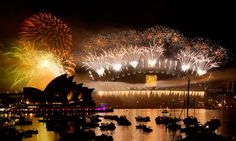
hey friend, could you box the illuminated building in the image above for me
[23,74,95,107]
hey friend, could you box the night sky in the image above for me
[0,0,235,91]
[0,0,235,49]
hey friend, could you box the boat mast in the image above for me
[186,78,190,119]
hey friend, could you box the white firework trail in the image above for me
[105,46,126,72]
[81,52,107,76]
[195,54,219,76]
[142,42,165,68]
[176,48,199,72]
[123,45,142,69]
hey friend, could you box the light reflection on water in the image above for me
[1,109,235,141]
[96,109,174,141]
[95,109,235,141]
[16,114,60,141]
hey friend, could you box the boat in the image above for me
[135,116,150,122]
[136,123,146,129]
[90,115,102,122]
[176,119,226,141]
[100,122,116,130]
[161,108,171,116]
[203,118,221,132]
[176,79,224,140]
[166,122,181,130]
[143,126,153,132]
[155,107,181,125]
[103,115,118,120]
[155,115,180,125]
[116,116,131,126]
[183,116,198,126]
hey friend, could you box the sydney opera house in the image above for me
[23,74,96,107]
[0,74,96,110]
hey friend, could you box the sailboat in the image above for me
[180,79,201,135]
[177,79,223,141]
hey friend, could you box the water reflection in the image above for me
[1,109,235,141]
[95,109,236,141]
[98,109,175,141]
[16,115,59,141]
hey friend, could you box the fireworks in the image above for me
[18,13,76,76]
[142,26,186,48]
[81,43,173,78]
[82,30,144,52]
[142,43,165,68]
[123,45,142,68]
[176,38,227,76]
[19,13,72,52]
[3,9,229,91]
[195,54,219,76]
[56,50,76,76]
[105,47,126,72]
[82,26,186,53]
[176,48,199,72]
[80,26,227,80]
[81,52,107,77]
[6,43,65,89]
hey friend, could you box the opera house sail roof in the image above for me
[23,74,95,107]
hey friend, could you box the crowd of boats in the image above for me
[0,115,39,140]
[0,109,235,141]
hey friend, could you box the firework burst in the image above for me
[55,50,76,75]
[195,54,219,75]
[79,26,228,80]
[176,48,199,72]
[105,47,126,72]
[142,26,185,47]
[142,42,165,68]
[19,13,72,52]
[123,45,142,68]
[18,13,75,76]
[82,30,143,52]
[6,43,65,89]
[81,52,108,77]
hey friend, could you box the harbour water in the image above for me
[2,108,236,141]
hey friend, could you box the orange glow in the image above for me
[146,75,157,87]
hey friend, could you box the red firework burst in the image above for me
[19,13,72,51]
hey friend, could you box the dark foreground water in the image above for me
[3,109,236,141]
